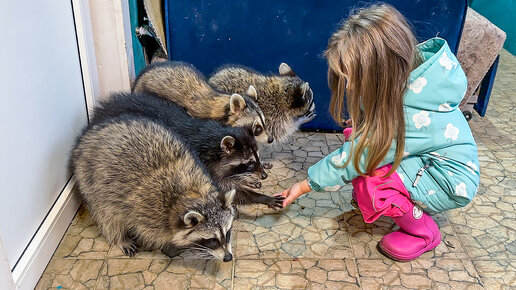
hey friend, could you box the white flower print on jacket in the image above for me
[439,51,457,70]
[438,103,452,112]
[324,185,341,192]
[466,161,478,175]
[412,111,431,129]
[455,182,467,198]
[444,123,459,140]
[408,77,427,94]
[331,151,347,166]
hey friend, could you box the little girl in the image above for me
[278,4,479,261]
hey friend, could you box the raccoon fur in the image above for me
[209,63,316,143]
[132,61,274,144]
[70,115,236,261]
[91,92,284,209]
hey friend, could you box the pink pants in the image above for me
[343,127,413,223]
[352,164,413,223]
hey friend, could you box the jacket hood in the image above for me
[404,38,467,112]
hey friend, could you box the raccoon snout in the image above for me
[260,171,268,180]
[267,136,274,143]
[223,253,233,262]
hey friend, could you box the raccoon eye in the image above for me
[253,125,263,136]
[202,238,219,249]
[226,230,231,240]
[246,162,256,171]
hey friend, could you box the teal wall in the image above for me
[129,0,146,76]
[470,0,516,55]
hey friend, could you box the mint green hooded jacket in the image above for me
[308,38,479,213]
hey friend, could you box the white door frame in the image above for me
[0,0,135,288]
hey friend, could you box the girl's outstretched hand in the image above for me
[275,179,312,207]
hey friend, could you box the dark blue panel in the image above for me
[474,56,499,117]
[166,0,467,131]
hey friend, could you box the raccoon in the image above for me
[70,115,236,261]
[91,92,284,208]
[209,63,316,143]
[132,61,274,143]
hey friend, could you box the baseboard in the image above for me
[11,178,81,290]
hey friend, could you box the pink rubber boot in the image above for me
[378,203,441,261]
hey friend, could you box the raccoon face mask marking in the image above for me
[219,134,265,179]
[181,190,235,261]
[232,86,273,144]
[252,118,273,143]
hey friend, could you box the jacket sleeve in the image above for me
[307,117,441,192]
[307,137,386,191]
[307,141,360,191]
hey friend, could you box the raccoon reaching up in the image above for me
[209,63,316,143]
[71,115,236,261]
[91,92,284,209]
[132,61,274,144]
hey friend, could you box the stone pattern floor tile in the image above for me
[472,259,516,288]
[36,49,516,289]
[95,259,232,289]
[356,258,484,289]
[234,259,359,289]
[235,132,356,260]
[52,206,110,260]
[35,259,104,289]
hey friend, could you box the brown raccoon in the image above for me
[132,61,274,143]
[209,63,316,143]
[70,115,236,261]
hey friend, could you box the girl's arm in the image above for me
[307,141,365,191]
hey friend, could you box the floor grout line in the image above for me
[230,258,236,290]
[93,259,107,290]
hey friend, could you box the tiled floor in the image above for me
[36,50,516,289]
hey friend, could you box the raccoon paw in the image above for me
[262,162,273,170]
[119,240,138,257]
[264,195,285,210]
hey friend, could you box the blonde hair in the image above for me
[326,4,419,176]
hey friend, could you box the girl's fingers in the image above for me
[282,190,301,207]
[282,195,295,207]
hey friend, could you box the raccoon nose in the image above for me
[223,253,233,262]
[260,171,268,180]
[267,136,274,143]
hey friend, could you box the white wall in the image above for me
[88,0,134,96]
[0,0,88,268]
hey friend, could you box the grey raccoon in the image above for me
[70,116,236,261]
[132,61,274,143]
[90,92,283,208]
[209,63,316,143]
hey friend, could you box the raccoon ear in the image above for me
[183,210,204,228]
[301,82,310,93]
[301,82,310,102]
[229,94,246,114]
[222,189,236,208]
[279,63,296,77]
[246,85,258,100]
[220,136,236,154]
